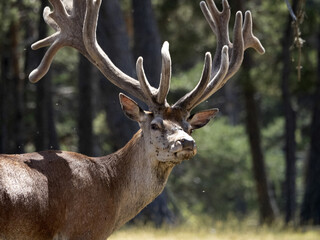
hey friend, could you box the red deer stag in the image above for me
[0,0,264,239]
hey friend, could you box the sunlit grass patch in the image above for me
[110,218,320,240]
[110,226,217,240]
[110,226,319,240]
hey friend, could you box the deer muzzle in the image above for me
[171,137,197,160]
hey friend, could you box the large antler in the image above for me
[30,0,264,115]
[29,0,171,111]
[173,0,265,112]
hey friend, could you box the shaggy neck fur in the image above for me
[99,130,175,231]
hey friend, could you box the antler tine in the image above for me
[192,45,229,105]
[48,0,69,25]
[43,6,59,32]
[243,11,265,54]
[136,57,154,105]
[222,10,244,84]
[136,42,172,110]
[173,52,212,111]
[29,41,63,83]
[203,0,231,60]
[29,0,92,83]
[156,42,172,105]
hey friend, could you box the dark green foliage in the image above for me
[168,118,254,218]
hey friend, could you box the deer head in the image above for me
[29,0,264,164]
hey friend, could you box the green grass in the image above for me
[110,219,320,240]
[110,227,319,240]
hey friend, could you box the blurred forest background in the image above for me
[0,0,320,229]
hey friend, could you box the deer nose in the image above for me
[180,139,196,151]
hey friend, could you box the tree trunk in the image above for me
[280,0,298,224]
[10,21,25,153]
[300,23,320,226]
[224,80,239,125]
[35,73,59,151]
[77,54,94,156]
[34,0,59,151]
[0,43,9,153]
[242,52,278,224]
[97,0,137,151]
[0,2,10,154]
[0,15,25,154]
[132,0,162,86]
[236,0,278,224]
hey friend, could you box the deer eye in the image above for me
[151,123,161,131]
[150,118,163,131]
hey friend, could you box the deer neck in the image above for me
[105,129,175,229]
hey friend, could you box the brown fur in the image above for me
[0,131,175,240]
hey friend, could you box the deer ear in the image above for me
[119,93,145,122]
[188,108,219,130]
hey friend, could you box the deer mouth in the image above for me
[174,150,196,160]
